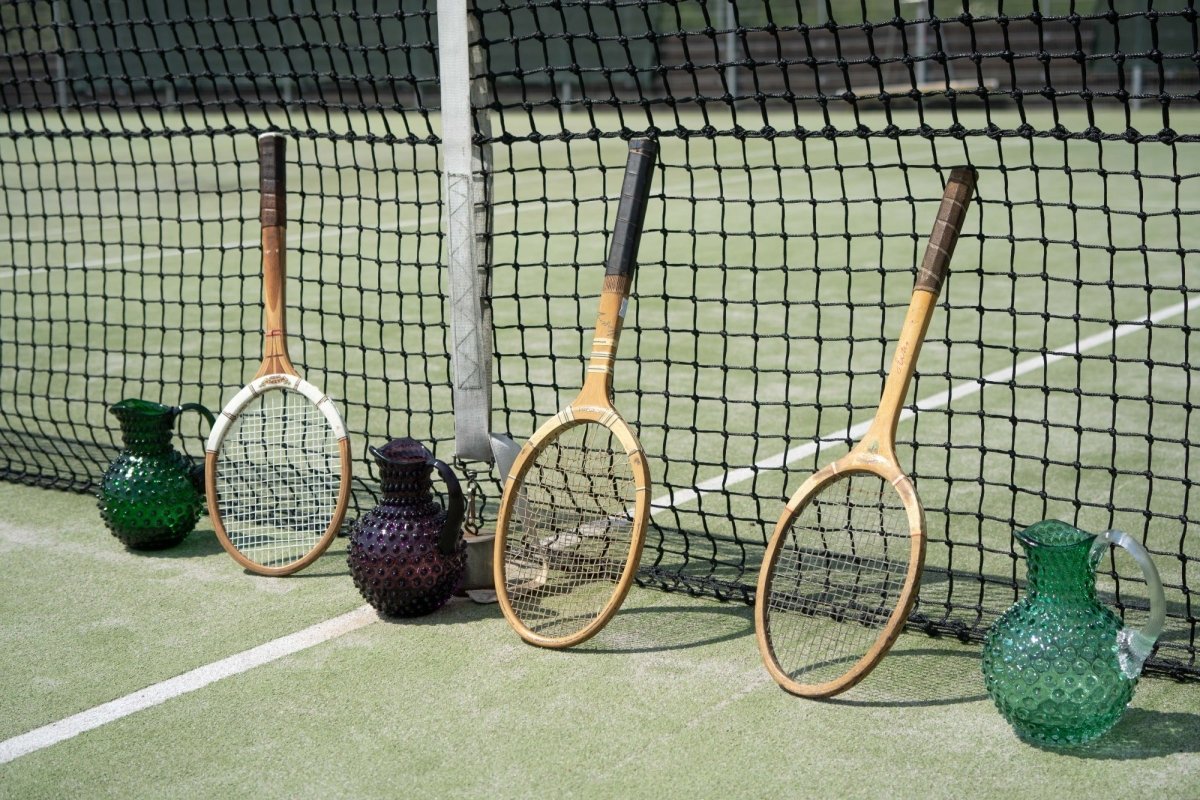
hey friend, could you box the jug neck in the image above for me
[1023,543,1098,604]
[124,431,174,454]
[111,401,177,454]
[378,463,436,505]
[1016,521,1099,605]
[370,438,440,505]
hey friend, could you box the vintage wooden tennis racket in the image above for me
[493,138,658,648]
[755,167,976,697]
[204,133,352,576]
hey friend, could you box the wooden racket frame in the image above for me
[755,167,977,697]
[493,139,657,648]
[204,132,352,577]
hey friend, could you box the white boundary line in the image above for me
[0,212,428,282]
[649,295,1200,515]
[0,605,377,766]
[0,172,708,282]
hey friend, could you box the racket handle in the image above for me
[259,133,288,228]
[605,138,658,278]
[915,166,976,295]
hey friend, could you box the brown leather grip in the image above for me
[915,166,976,295]
[258,133,287,228]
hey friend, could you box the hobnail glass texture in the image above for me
[98,399,205,550]
[348,438,467,617]
[981,520,1134,746]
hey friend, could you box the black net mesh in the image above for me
[1,0,1196,678]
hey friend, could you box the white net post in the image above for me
[439,0,494,464]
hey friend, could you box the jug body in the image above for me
[98,399,213,550]
[981,520,1164,746]
[348,438,467,617]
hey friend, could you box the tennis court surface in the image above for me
[1,2,1198,796]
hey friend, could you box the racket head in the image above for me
[205,373,351,576]
[493,406,650,648]
[755,455,925,697]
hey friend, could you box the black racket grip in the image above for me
[916,166,976,295]
[259,133,287,228]
[604,138,658,278]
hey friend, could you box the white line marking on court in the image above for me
[649,295,1200,514]
[0,170,711,282]
[0,605,377,766]
[0,207,432,281]
[0,245,206,281]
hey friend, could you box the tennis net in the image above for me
[1,0,1196,678]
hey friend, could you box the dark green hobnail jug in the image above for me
[98,399,215,550]
[981,520,1165,746]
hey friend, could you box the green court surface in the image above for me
[2,102,1199,796]
[1,481,1198,799]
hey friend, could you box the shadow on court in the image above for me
[373,596,500,627]
[822,642,991,708]
[1029,708,1200,760]
[572,602,755,654]
[132,525,361,581]
[131,527,227,558]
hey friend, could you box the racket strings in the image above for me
[504,422,636,639]
[764,473,913,686]
[215,388,341,567]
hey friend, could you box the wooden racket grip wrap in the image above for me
[259,133,287,228]
[257,133,294,377]
[915,166,976,295]
[866,169,976,451]
[604,138,658,278]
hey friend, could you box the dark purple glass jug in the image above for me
[348,438,467,617]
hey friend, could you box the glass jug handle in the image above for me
[1089,529,1166,679]
[431,459,466,556]
[175,403,216,503]
[176,402,216,430]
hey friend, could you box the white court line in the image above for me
[0,297,1193,766]
[0,200,435,281]
[649,295,1200,515]
[0,220,416,282]
[0,605,377,766]
[0,171,719,281]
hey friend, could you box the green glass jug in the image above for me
[98,399,215,550]
[981,520,1165,746]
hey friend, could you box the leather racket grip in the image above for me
[916,166,976,294]
[604,138,658,278]
[259,133,287,227]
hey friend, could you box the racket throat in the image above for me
[578,284,629,406]
[860,289,940,453]
[256,330,296,378]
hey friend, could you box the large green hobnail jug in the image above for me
[981,520,1165,746]
[98,399,215,550]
